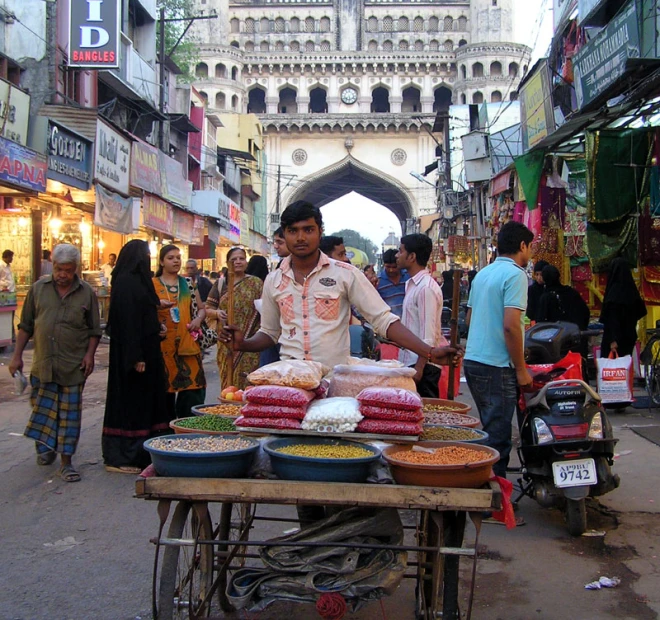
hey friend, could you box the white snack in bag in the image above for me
[301,397,363,433]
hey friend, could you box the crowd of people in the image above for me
[6,200,648,484]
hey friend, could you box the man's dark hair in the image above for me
[382,248,398,264]
[497,222,534,256]
[400,234,432,267]
[280,201,323,229]
[42,249,51,260]
[2,249,14,260]
[533,259,549,274]
[541,264,561,287]
[273,226,284,238]
[319,236,344,255]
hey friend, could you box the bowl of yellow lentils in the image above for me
[263,437,381,482]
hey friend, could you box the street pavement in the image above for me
[1,342,659,620]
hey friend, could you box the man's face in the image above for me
[520,242,532,269]
[329,244,348,263]
[109,254,116,266]
[273,234,289,258]
[384,262,399,279]
[53,262,77,288]
[4,254,13,265]
[395,244,414,270]
[533,270,544,284]
[284,218,322,259]
[185,261,198,278]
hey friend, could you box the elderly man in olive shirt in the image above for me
[9,244,102,482]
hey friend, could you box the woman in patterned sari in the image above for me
[206,247,263,391]
[153,244,207,419]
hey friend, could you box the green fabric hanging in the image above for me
[585,216,638,272]
[514,149,546,210]
[585,128,653,224]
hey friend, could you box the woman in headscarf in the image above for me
[206,247,263,390]
[153,244,207,419]
[102,240,169,473]
[246,254,269,281]
[537,265,590,330]
[600,257,647,357]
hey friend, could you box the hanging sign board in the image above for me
[68,0,120,68]
[94,183,136,234]
[519,60,555,152]
[143,193,174,235]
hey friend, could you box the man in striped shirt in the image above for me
[377,249,408,317]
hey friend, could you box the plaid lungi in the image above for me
[24,376,84,456]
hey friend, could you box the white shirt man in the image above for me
[0,250,15,292]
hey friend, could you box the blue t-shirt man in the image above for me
[463,222,534,477]
[377,249,409,317]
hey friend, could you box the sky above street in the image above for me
[321,0,554,248]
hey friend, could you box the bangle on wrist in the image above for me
[426,347,433,360]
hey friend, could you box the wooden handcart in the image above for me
[136,477,501,620]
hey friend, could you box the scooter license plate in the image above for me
[552,458,597,488]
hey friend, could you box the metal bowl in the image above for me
[382,441,499,488]
[191,403,242,417]
[420,425,489,444]
[169,416,238,435]
[144,433,259,478]
[264,437,381,483]
[421,398,472,414]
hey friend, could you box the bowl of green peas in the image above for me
[170,415,238,435]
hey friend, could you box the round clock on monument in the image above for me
[341,87,358,105]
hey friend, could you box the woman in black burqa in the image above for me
[102,240,169,473]
[600,257,647,358]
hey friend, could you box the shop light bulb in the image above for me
[97,239,106,250]
[79,221,91,235]
[149,240,158,255]
[49,218,63,231]
[18,217,29,228]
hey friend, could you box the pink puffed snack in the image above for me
[357,387,422,411]
[359,405,423,422]
[235,416,302,430]
[356,419,423,435]
[240,403,307,420]
[245,385,316,407]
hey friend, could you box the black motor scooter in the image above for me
[513,322,620,536]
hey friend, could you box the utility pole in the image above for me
[275,164,281,215]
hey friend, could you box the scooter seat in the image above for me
[546,386,586,401]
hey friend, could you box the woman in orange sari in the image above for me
[206,247,263,391]
[153,244,206,419]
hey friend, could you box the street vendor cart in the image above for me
[135,476,500,620]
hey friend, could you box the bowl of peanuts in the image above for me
[382,442,500,488]
[421,398,472,415]
[191,403,243,417]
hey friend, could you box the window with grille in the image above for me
[444,39,453,52]
[245,19,255,33]
[429,16,438,31]
[275,18,285,33]
[368,40,378,51]
[305,40,315,51]
[458,16,467,30]
[458,39,467,47]
[275,41,285,51]
[320,17,330,32]
[414,16,424,32]
[245,41,254,51]
[429,39,439,51]
[415,40,424,51]
[398,17,409,31]
[444,16,453,31]
[305,17,315,33]
[368,16,378,32]
[383,16,393,32]
[290,18,300,32]
[260,41,269,52]
[290,40,300,51]
[399,40,409,50]
[260,18,270,33]
[230,18,239,33]
[320,40,330,51]
[383,40,393,51]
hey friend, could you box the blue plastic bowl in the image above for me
[144,433,259,478]
[422,425,489,444]
[263,437,381,483]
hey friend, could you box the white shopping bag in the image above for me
[596,353,633,403]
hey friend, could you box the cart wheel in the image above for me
[158,501,214,619]
[216,502,254,612]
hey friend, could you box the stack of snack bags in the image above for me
[236,360,329,430]
[355,387,423,436]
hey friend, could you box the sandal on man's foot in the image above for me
[104,465,142,475]
[37,451,57,466]
[59,464,81,482]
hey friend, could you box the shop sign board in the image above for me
[0,136,47,192]
[47,120,93,190]
[131,139,161,194]
[94,183,137,234]
[159,152,192,209]
[95,121,129,195]
[218,193,234,230]
[192,215,205,246]
[519,60,555,152]
[173,208,195,244]
[240,212,250,246]
[229,204,241,243]
[143,193,173,235]
[207,220,221,245]
[68,0,120,69]
[573,0,640,110]
[0,80,30,146]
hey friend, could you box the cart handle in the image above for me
[525,378,601,410]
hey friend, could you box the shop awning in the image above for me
[168,113,200,134]
[489,170,512,197]
[217,146,256,162]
